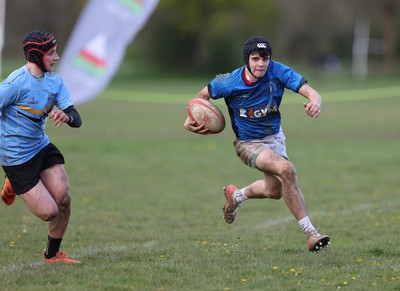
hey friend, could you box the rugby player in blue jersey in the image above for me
[0,31,82,263]
[184,36,330,252]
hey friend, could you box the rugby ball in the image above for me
[187,98,225,134]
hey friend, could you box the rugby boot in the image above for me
[222,184,241,224]
[1,176,16,205]
[306,229,330,252]
[44,251,81,264]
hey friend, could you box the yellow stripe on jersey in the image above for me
[17,102,55,115]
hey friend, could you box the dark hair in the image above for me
[22,30,57,72]
[242,36,272,68]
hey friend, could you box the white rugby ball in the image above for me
[187,98,225,134]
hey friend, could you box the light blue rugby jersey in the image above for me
[0,65,73,166]
[208,61,306,141]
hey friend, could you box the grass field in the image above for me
[0,75,400,291]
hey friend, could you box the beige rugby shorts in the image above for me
[233,128,288,169]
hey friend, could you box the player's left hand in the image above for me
[49,110,69,127]
[303,102,321,118]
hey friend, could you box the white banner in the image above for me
[58,0,159,105]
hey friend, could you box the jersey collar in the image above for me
[242,67,257,85]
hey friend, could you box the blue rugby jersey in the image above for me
[208,61,306,141]
[0,65,73,166]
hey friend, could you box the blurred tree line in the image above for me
[3,0,398,76]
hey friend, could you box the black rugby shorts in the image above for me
[2,143,65,195]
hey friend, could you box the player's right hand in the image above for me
[184,117,211,135]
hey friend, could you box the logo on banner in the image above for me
[59,0,159,104]
[117,0,145,12]
[73,34,107,76]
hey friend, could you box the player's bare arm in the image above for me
[299,83,322,118]
[195,86,211,100]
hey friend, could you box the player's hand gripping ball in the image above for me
[187,98,225,134]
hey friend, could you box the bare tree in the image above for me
[381,0,398,73]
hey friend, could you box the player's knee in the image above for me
[279,162,297,182]
[58,191,71,209]
[40,208,59,221]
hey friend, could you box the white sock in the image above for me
[234,188,248,204]
[298,216,316,234]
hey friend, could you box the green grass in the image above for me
[1,76,400,291]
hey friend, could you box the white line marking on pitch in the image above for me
[246,199,400,231]
[0,240,158,273]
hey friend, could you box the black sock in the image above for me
[44,236,62,259]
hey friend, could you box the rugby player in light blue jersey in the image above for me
[0,30,82,263]
[184,36,330,252]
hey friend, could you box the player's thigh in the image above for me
[21,181,59,220]
[256,149,294,178]
[40,164,70,204]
